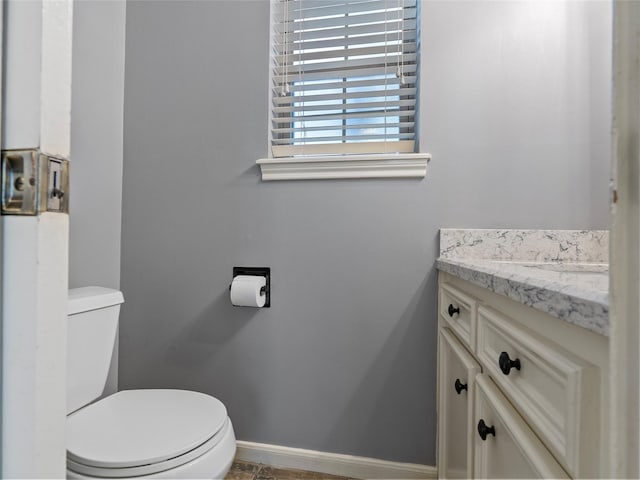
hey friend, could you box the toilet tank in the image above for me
[67,287,124,414]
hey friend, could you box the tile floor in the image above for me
[225,461,357,480]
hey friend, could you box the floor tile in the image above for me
[258,465,355,480]
[226,461,358,480]
[225,461,260,480]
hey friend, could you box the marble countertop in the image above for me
[437,229,609,336]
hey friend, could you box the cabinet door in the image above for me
[474,374,568,479]
[438,328,481,479]
[476,306,599,477]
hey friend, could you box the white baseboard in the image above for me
[235,440,437,479]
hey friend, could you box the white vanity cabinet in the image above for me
[437,274,609,479]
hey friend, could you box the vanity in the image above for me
[436,229,609,479]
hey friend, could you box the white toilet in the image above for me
[66,286,236,479]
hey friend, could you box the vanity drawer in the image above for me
[439,283,476,350]
[476,306,599,477]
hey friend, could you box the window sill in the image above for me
[256,153,431,181]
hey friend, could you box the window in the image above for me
[258,0,429,180]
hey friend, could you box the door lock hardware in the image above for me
[46,156,68,212]
[14,176,26,191]
[2,149,69,215]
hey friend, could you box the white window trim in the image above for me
[256,152,430,181]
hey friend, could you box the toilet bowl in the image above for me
[66,287,236,479]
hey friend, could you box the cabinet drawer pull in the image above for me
[499,351,521,375]
[454,378,468,394]
[448,304,460,317]
[477,419,496,440]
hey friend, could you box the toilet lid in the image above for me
[67,389,228,468]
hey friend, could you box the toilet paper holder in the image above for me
[230,266,271,307]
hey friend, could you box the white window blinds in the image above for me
[270,0,419,157]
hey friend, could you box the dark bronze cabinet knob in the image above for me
[477,419,496,440]
[499,351,521,375]
[454,378,467,394]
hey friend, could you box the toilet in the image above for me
[66,286,236,479]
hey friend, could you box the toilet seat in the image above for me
[67,389,229,478]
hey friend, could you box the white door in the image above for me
[1,0,73,477]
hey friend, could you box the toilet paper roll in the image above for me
[230,275,266,307]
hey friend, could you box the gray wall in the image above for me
[120,0,611,465]
[69,0,126,290]
[69,0,126,394]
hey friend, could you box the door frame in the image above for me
[609,1,640,477]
